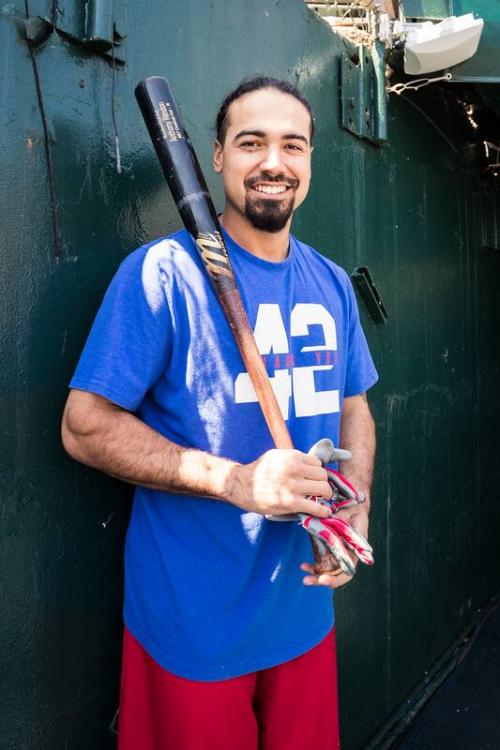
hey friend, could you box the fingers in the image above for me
[318,572,353,588]
[300,562,354,589]
[235,449,336,517]
[303,453,323,468]
[303,462,330,482]
[298,497,332,518]
[301,563,315,575]
[298,478,333,499]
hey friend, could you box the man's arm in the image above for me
[301,392,376,588]
[338,392,376,511]
[61,389,334,519]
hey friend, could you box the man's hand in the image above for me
[229,449,333,518]
[300,504,370,589]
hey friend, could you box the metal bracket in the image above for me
[14,16,54,48]
[13,3,126,64]
[351,266,388,324]
[85,0,126,54]
[49,0,126,63]
[341,40,387,144]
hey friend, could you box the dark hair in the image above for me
[215,76,314,145]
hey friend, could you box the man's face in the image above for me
[213,88,312,233]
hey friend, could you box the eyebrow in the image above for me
[233,129,309,145]
[282,132,309,144]
[233,130,266,141]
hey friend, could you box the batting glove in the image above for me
[299,438,374,576]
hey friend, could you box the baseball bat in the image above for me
[135,76,293,450]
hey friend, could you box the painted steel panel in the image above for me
[1,1,500,748]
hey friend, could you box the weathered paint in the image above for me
[1,1,500,748]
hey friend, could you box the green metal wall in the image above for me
[1,1,500,748]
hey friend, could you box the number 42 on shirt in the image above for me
[235,303,340,420]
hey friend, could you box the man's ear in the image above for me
[213,140,223,173]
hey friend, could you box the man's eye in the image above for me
[240,141,261,149]
[285,143,304,152]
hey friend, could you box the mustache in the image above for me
[245,174,299,190]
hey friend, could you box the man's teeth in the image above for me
[254,184,288,195]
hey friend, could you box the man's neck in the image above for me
[219,207,291,263]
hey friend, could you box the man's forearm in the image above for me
[339,393,376,510]
[61,390,335,519]
[62,392,239,500]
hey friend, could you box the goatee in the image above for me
[244,196,294,233]
[243,174,299,233]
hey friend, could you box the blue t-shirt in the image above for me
[70,228,378,680]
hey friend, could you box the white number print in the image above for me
[234,303,340,419]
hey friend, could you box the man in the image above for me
[62,77,377,750]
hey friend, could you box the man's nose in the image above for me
[259,146,283,173]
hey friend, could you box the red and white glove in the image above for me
[299,439,374,576]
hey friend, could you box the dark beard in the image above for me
[244,195,294,233]
[243,174,298,233]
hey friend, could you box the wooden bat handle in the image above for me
[220,289,293,449]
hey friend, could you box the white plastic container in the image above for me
[403,13,484,75]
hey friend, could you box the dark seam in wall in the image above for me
[111,20,122,175]
[51,1,59,28]
[24,1,62,260]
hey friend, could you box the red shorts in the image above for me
[118,626,340,750]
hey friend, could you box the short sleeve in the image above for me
[69,243,172,411]
[344,279,379,397]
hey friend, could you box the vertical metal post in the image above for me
[372,39,388,142]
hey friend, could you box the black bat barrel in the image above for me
[135,77,236,291]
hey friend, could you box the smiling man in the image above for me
[62,77,378,750]
[214,86,310,239]
[214,82,311,249]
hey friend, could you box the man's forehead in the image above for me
[225,89,312,140]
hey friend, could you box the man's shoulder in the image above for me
[122,228,194,271]
[292,235,351,285]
